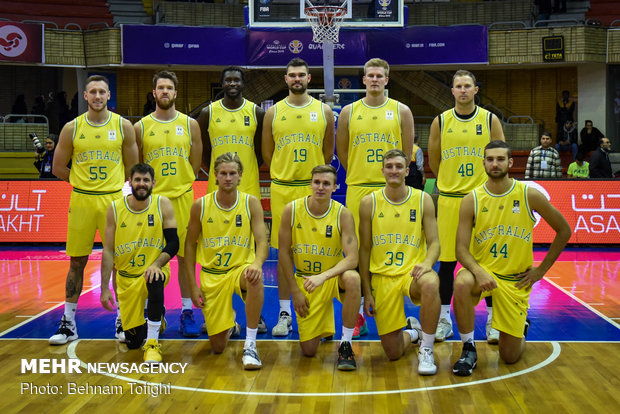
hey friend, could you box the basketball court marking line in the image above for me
[0,285,100,338]
[544,277,620,330]
[66,341,561,397]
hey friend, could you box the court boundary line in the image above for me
[544,277,620,330]
[66,340,561,397]
[0,338,618,343]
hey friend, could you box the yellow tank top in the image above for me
[369,187,426,276]
[196,191,255,274]
[70,112,125,192]
[140,112,195,198]
[112,194,169,277]
[346,98,402,186]
[291,197,344,276]
[270,97,327,184]
[207,99,260,199]
[471,180,536,278]
[437,107,492,195]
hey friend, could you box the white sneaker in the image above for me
[257,315,268,334]
[115,316,125,343]
[418,346,437,375]
[242,342,262,370]
[271,311,292,336]
[435,317,453,342]
[486,320,499,344]
[49,316,78,345]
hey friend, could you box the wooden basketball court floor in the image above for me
[1,246,619,413]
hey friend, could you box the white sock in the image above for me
[64,302,77,323]
[461,331,475,345]
[486,306,493,322]
[181,298,193,311]
[279,300,291,315]
[404,329,419,343]
[144,299,148,310]
[358,297,364,315]
[421,331,435,348]
[440,305,451,321]
[146,319,161,341]
[341,326,354,344]
[245,327,258,348]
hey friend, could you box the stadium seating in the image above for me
[0,0,113,29]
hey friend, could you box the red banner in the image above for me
[0,22,43,63]
[0,180,209,243]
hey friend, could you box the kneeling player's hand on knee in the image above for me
[243,264,263,285]
[475,271,497,292]
[411,263,432,280]
[144,265,164,283]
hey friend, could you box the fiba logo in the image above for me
[288,40,303,54]
[0,25,28,58]
[378,0,391,7]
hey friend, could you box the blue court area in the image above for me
[2,247,620,342]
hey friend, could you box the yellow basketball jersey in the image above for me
[437,107,492,195]
[370,187,427,276]
[196,191,255,274]
[270,97,327,184]
[471,179,536,278]
[112,194,169,277]
[346,98,402,186]
[291,197,344,276]
[70,112,125,192]
[207,99,260,199]
[140,112,195,198]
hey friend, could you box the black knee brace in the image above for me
[438,261,457,305]
[146,277,165,322]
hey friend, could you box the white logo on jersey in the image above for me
[386,111,394,120]
[108,130,116,141]
[176,126,184,135]
[310,112,318,122]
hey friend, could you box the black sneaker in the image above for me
[453,341,477,376]
[337,341,357,371]
[524,318,530,338]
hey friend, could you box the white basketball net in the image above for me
[305,6,346,43]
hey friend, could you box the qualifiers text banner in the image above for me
[0,22,44,63]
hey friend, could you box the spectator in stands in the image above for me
[45,91,60,134]
[405,134,425,191]
[555,119,578,160]
[555,90,575,138]
[579,120,603,156]
[535,0,552,22]
[589,137,613,178]
[553,0,567,13]
[567,152,589,179]
[525,131,562,179]
[69,92,79,120]
[31,95,46,121]
[11,94,28,123]
[34,134,58,179]
[143,92,156,116]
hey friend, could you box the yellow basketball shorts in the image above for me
[294,273,340,342]
[437,194,464,262]
[117,267,171,331]
[66,189,123,257]
[372,273,420,336]
[458,265,531,338]
[345,184,381,240]
[199,265,248,336]
[270,181,311,249]
[168,189,193,257]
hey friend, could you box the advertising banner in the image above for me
[0,22,44,63]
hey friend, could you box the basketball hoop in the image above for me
[304,5,347,43]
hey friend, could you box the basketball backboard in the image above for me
[249,0,405,28]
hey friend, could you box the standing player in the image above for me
[427,69,505,343]
[262,57,335,337]
[100,164,178,363]
[452,141,570,376]
[336,57,415,338]
[135,71,202,338]
[279,165,361,370]
[50,75,138,345]
[358,149,440,375]
[184,153,269,370]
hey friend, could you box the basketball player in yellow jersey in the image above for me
[279,165,361,371]
[336,57,415,339]
[100,164,179,363]
[135,71,202,338]
[358,149,440,375]
[428,69,505,344]
[452,141,570,376]
[262,57,335,337]
[184,153,269,370]
[50,75,138,345]
[199,66,264,200]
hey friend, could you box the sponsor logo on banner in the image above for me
[288,40,303,54]
[0,22,43,63]
[266,39,287,55]
[0,25,27,58]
